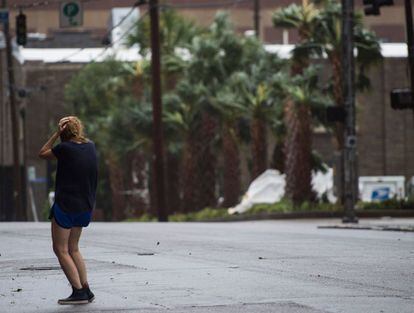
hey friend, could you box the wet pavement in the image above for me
[0,218,413,313]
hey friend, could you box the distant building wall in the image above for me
[357,57,414,177]
[8,0,407,45]
[21,62,82,220]
[0,47,26,220]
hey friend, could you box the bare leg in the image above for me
[68,227,89,287]
[51,218,82,289]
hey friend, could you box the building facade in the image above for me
[7,0,407,45]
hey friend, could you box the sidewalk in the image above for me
[0,219,413,312]
[318,217,414,232]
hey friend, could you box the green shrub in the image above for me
[124,198,414,222]
[125,213,157,222]
[356,199,414,211]
[249,200,339,214]
[169,207,229,222]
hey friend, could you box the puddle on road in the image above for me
[19,266,60,271]
[0,258,143,278]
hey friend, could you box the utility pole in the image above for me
[253,0,260,38]
[1,1,24,220]
[341,0,358,223]
[149,0,168,222]
[404,0,414,115]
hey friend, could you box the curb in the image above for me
[199,210,414,222]
[318,224,414,232]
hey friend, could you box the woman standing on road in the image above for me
[39,116,97,305]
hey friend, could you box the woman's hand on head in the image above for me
[58,117,71,133]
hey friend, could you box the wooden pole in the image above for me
[1,1,24,220]
[149,0,168,222]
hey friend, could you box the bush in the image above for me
[124,201,341,222]
[169,207,229,222]
[125,213,157,222]
[124,198,414,222]
[249,200,340,214]
[356,199,414,211]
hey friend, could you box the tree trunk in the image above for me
[222,121,241,207]
[330,53,345,206]
[251,116,267,179]
[284,99,313,205]
[126,151,149,218]
[271,139,285,173]
[182,130,198,213]
[106,153,126,221]
[166,151,181,214]
[195,112,218,210]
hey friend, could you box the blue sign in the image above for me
[371,187,390,201]
[0,9,9,23]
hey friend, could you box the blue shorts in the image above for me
[49,202,92,229]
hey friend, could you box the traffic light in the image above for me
[390,89,413,110]
[16,12,27,46]
[326,106,346,123]
[363,0,393,16]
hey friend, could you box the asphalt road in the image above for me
[0,219,413,313]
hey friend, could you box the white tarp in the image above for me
[228,168,336,214]
[312,168,336,203]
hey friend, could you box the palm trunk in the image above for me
[166,151,181,214]
[284,57,312,205]
[330,53,345,206]
[182,130,198,213]
[284,99,313,204]
[271,139,285,173]
[196,112,218,210]
[251,116,267,179]
[106,153,126,221]
[222,121,241,207]
[127,151,149,218]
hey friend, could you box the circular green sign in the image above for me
[63,2,79,17]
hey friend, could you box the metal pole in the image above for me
[149,0,168,222]
[341,0,358,223]
[1,1,24,220]
[404,0,414,114]
[254,0,260,38]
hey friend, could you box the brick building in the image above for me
[6,0,408,45]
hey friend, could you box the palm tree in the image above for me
[128,9,202,214]
[273,66,331,204]
[272,3,321,204]
[177,13,245,211]
[228,36,285,180]
[273,0,381,205]
[300,0,381,204]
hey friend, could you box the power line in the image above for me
[12,0,251,10]
[11,0,110,9]
[19,0,251,64]
[87,10,148,63]
[162,0,251,9]
[55,1,144,63]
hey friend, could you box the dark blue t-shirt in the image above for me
[52,140,98,213]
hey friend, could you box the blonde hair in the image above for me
[60,116,88,143]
